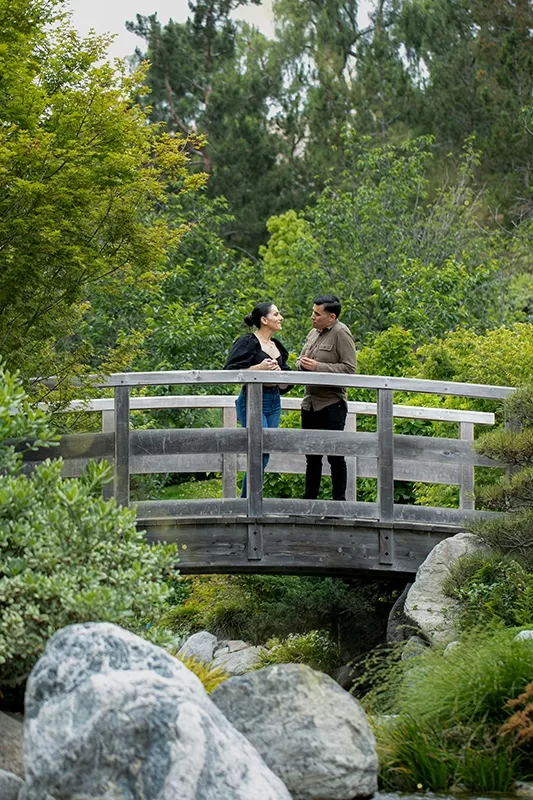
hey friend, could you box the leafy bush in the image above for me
[157,573,395,661]
[257,630,340,674]
[444,553,533,629]
[371,628,533,792]
[0,367,178,685]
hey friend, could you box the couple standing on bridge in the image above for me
[224,294,357,501]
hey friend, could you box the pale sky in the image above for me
[67,0,276,60]
[67,0,372,61]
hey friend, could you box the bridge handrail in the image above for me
[42,370,515,400]
[51,395,496,425]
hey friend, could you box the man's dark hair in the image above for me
[314,294,341,318]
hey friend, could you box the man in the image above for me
[296,294,357,501]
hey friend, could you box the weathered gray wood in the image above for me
[263,429,378,457]
[101,410,115,500]
[246,384,263,518]
[247,523,263,560]
[60,370,513,401]
[140,517,455,577]
[393,434,503,467]
[378,389,394,524]
[135,499,247,518]
[459,422,475,510]
[393,504,499,525]
[20,431,114,462]
[114,386,130,506]
[52,395,496,425]
[379,526,394,565]
[261,498,379,519]
[222,406,238,498]
[129,428,247,455]
[345,412,357,502]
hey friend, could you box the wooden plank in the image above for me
[129,428,247,455]
[20,431,114,462]
[222,406,238,498]
[58,370,513,401]
[114,386,130,507]
[53,396,495,424]
[263,429,378,457]
[459,422,475,510]
[261,498,379,519]
[135,498,247,518]
[393,434,504,467]
[393,504,500,525]
[246,384,263,518]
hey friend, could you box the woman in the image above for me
[224,302,290,497]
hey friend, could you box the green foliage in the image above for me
[0,367,178,683]
[174,654,229,693]
[257,630,340,674]
[373,628,533,791]
[468,384,533,569]
[444,553,533,629]
[158,573,394,657]
[0,0,206,382]
[261,134,501,348]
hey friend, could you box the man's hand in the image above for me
[300,356,317,371]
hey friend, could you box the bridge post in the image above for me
[246,383,263,559]
[345,411,357,501]
[459,422,475,510]
[101,409,115,501]
[114,385,130,507]
[222,405,237,498]
[377,388,394,565]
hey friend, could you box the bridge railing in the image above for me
[31,371,514,545]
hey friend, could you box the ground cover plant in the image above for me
[0,367,178,692]
[364,628,533,792]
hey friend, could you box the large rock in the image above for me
[0,769,25,800]
[23,623,292,800]
[211,645,264,675]
[0,711,24,778]
[404,532,487,644]
[212,662,378,800]
[177,631,218,663]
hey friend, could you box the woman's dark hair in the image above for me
[244,302,274,329]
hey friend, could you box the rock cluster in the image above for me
[4,622,378,800]
[177,630,265,675]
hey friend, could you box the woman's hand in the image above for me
[251,358,281,371]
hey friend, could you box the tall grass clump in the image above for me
[370,627,533,792]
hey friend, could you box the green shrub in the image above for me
[257,630,340,674]
[444,553,533,629]
[0,367,178,684]
[372,627,533,792]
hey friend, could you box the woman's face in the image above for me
[262,304,283,332]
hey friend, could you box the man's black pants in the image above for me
[301,400,348,501]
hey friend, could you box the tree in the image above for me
[0,0,206,383]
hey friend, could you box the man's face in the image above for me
[311,304,336,330]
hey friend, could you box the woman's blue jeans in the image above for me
[236,388,281,498]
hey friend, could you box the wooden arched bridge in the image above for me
[28,371,514,579]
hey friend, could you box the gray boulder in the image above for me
[515,630,533,641]
[0,711,24,778]
[404,532,487,644]
[23,622,292,800]
[212,645,265,675]
[177,630,218,663]
[0,769,25,800]
[212,662,378,800]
